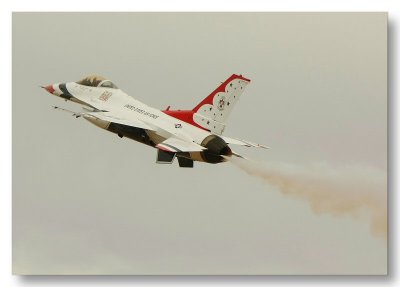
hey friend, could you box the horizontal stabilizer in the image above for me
[221,135,269,149]
[232,151,247,159]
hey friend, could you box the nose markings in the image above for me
[59,83,73,100]
[44,85,55,94]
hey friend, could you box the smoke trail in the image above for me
[228,157,387,240]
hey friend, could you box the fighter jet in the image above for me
[43,74,267,168]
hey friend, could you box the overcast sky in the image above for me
[12,12,387,275]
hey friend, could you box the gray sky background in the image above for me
[12,13,387,275]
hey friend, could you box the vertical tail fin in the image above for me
[162,74,251,135]
[192,74,251,134]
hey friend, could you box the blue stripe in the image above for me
[59,83,73,100]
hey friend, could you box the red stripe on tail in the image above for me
[192,74,250,112]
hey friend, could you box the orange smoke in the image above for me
[228,157,387,240]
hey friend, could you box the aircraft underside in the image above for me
[106,122,229,168]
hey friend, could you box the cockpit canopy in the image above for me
[76,75,118,89]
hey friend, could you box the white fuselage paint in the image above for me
[65,82,212,147]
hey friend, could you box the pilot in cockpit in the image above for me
[76,75,118,89]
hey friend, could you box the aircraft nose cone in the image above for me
[43,85,55,94]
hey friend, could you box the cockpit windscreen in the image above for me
[76,75,118,89]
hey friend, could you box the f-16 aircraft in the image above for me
[43,74,267,168]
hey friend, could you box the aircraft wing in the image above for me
[156,137,206,153]
[85,111,156,131]
[221,135,269,149]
